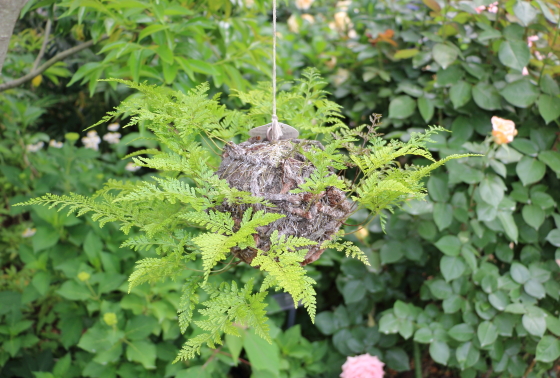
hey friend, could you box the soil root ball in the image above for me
[216,138,354,266]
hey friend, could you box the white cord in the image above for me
[272,0,277,118]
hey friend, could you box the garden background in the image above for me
[1,0,560,377]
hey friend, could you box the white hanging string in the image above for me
[248,0,299,142]
[272,0,277,119]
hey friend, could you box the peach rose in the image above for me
[295,0,314,10]
[491,116,517,145]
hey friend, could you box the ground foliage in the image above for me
[1,0,560,377]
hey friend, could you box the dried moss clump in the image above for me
[216,137,354,266]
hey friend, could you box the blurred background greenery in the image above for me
[1,0,560,377]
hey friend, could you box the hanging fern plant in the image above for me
[18,68,475,361]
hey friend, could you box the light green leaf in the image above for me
[138,24,169,42]
[546,229,560,247]
[244,329,280,377]
[225,332,245,366]
[511,262,531,284]
[512,1,537,26]
[414,328,433,343]
[497,212,518,243]
[536,336,560,363]
[126,340,156,369]
[379,313,400,334]
[394,48,419,59]
[432,43,459,69]
[418,97,434,123]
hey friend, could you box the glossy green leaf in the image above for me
[440,256,466,282]
[538,150,560,173]
[429,341,450,365]
[522,205,545,230]
[524,279,546,299]
[388,95,416,119]
[472,82,501,110]
[456,342,480,369]
[57,281,91,301]
[125,315,158,340]
[450,81,472,108]
[522,313,546,337]
[434,203,453,231]
[449,323,474,342]
[537,95,560,124]
[546,229,560,247]
[435,235,461,256]
[536,336,560,363]
[477,321,498,347]
[500,78,540,108]
[516,157,546,186]
[498,39,530,71]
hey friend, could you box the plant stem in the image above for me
[414,342,423,378]
[522,357,536,378]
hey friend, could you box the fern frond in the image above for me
[178,277,201,334]
[191,233,231,279]
[251,231,318,321]
[174,279,269,361]
[322,239,370,265]
[128,253,186,292]
[15,193,136,233]
[182,210,235,235]
[114,177,209,211]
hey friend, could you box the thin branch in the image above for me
[32,18,52,71]
[0,35,107,92]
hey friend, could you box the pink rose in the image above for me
[340,353,385,378]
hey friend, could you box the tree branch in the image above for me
[32,18,52,71]
[0,36,107,92]
[0,0,30,72]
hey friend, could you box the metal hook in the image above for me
[249,115,299,142]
